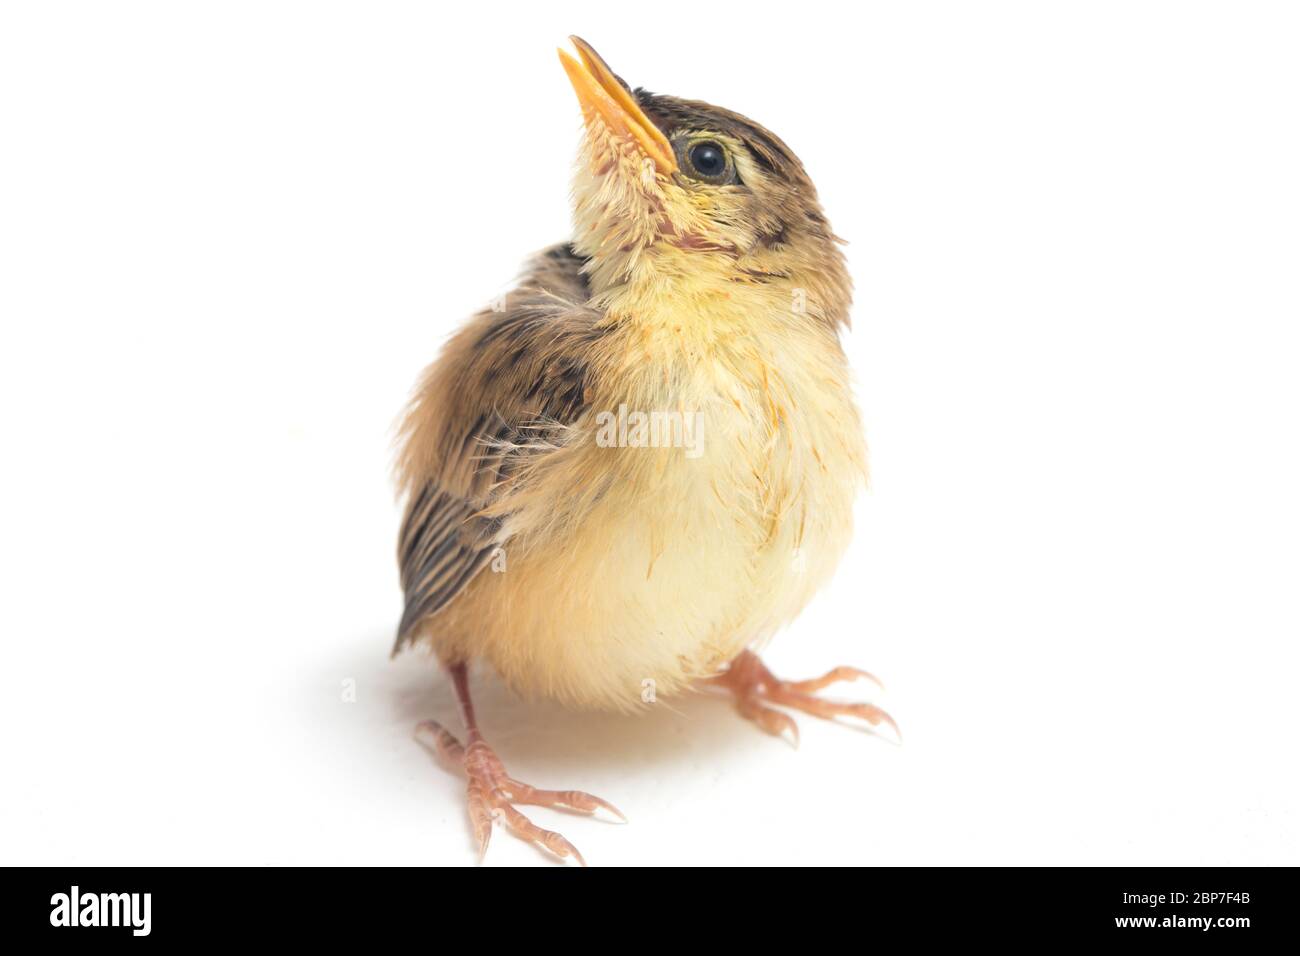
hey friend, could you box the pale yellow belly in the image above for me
[427,411,860,711]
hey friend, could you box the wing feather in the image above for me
[393,243,602,651]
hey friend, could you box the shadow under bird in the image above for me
[393,36,896,865]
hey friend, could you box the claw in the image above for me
[759,703,800,748]
[869,706,902,743]
[552,834,587,868]
[563,791,627,823]
[734,690,800,747]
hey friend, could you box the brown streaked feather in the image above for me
[393,243,605,651]
[396,489,502,642]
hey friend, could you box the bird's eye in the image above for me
[679,139,736,184]
[690,142,726,176]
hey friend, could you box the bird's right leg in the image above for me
[415,661,624,866]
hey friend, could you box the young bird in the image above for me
[395,37,894,865]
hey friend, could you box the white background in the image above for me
[2,1,1297,866]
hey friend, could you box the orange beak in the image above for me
[558,36,677,175]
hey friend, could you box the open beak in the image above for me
[558,36,677,175]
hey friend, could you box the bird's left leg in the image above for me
[707,649,898,746]
[415,661,623,866]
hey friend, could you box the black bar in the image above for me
[3,867,1291,944]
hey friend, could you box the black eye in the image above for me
[689,142,726,176]
[681,140,735,183]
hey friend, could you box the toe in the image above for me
[414,719,465,763]
[787,665,884,694]
[507,782,628,822]
[738,694,800,747]
[497,802,587,866]
[775,690,901,741]
[466,778,495,860]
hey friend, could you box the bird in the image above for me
[393,37,895,865]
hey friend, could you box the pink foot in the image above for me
[416,718,624,866]
[709,650,899,747]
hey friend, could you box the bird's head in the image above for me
[558,37,850,330]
